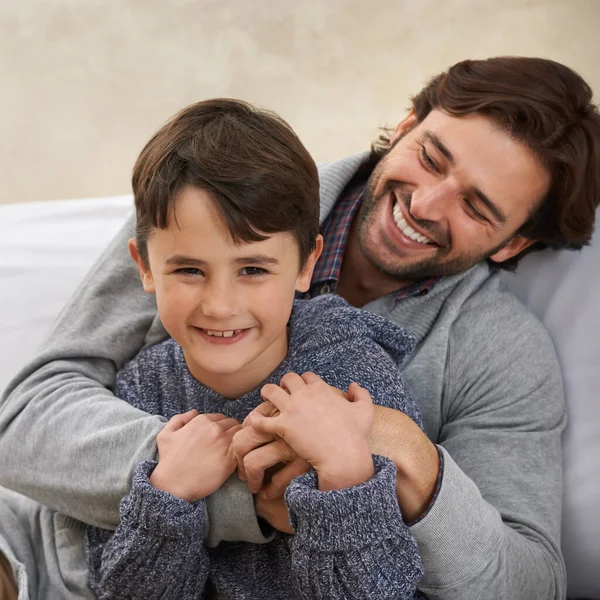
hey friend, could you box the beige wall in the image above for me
[1,0,599,204]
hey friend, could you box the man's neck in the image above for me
[337,218,412,308]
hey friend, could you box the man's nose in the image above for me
[409,180,454,222]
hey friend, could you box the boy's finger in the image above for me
[163,409,199,432]
[262,457,311,499]
[214,417,243,431]
[260,384,290,410]
[279,372,306,394]
[244,440,297,494]
[202,413,229,422]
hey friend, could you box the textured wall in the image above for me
[1,0,599,204]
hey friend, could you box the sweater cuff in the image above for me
[121,461,206,539]
[410,446,502,588]
[204,474,276,547]
[285,455,409,552]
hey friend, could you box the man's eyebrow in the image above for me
[473,189,507,225]
[423,131,454,164]
[423,131,507,225]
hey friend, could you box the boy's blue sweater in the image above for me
[85,294,424,599]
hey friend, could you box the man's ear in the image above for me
[128,238,156,293]
[390,109,418,145]
[295,235,324,293]
[489,235,536,264]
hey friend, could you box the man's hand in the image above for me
[150,410,242,503]
[247,372,375,491]
[255,494,295,535]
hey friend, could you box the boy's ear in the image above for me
[295,235,324,293]
[128,238,156,293]
[489,235,535,264]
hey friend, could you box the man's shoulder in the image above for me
[457,268,554,348]
[290,295,415,365]
[117,338,182,384]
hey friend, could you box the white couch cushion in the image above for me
[501,209,600,600]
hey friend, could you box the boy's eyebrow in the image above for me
[164,254,280,266]
[233,255,280,266]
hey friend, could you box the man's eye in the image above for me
[418,145,440,174]
[461,199,489,224]
[175,267,203,276]
[240,267,267,277]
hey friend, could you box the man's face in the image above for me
[358,110,551,280]
[131,185,318,397]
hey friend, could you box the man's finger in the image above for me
[163,409,199,432]
[279,372,306,394]
[233,426,276,481]
[244,439,297,494]
[348,382,372,405]
[246,412,283,437]
[212,417,242,431]
[261,457,311,499]
[300,372,323,385]
[260,384,291,410]
[242,401,279,427]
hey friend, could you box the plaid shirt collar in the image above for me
[307,179,441,301]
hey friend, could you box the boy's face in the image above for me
[130,185,321,397]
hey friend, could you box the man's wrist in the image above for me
[393,438,440,522]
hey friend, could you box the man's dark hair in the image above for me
[132,98,320,267]
[372,56,600,270]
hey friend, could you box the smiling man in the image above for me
[1,57,600,600]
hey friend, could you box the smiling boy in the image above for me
[84,98,425,599]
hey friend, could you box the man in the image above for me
[1,56,599,599]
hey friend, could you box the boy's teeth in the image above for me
[205,329,237,337]
[392,202,433,245]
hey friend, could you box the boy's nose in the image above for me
[200,283,240,319]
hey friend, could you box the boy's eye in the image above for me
[175,267,204,276]
[240,266,267,277]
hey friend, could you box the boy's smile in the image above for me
[130,185,320,398]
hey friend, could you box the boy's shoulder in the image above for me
[290,294,415,365]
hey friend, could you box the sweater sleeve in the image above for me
[284,455,423,600]
[0,215,263,544]
[85,461,210,600]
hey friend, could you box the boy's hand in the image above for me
[150,409,242,503]
[247,373,375,491]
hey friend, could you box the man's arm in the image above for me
[0,214,258,537]
[374,302,567,600]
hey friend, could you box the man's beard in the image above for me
[356,163,510,281]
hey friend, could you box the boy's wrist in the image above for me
[150,463,199,503]
[316,442,374,491]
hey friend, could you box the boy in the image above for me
[85,98,425,599]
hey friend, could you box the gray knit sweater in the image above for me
[85,294,424,599]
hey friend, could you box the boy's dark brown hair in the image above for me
[132,98,320,267]
[372,56,600,270]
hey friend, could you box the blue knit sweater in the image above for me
[85,294,424,599]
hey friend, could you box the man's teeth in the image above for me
[392,203,433,245]
[204,329,239,338]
